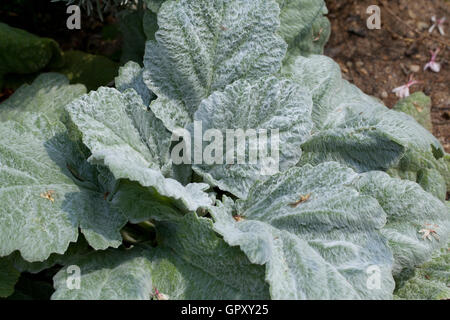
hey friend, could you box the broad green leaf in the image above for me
[284,55,448,189]
[143,0,287,130]
[55,50,119,91]
[0,73,86,122]
[192,76,313,199]
[115,61,153,106]
[393,92,432,132]
[353,171,450,275]
[276,0,331,59]
[65,87,213,216]
[394,248,450,300]
[0,113,127,262]
[66,87,171,172]
[52,213,269,300]
[0,258,20,298]
[0,23,63,80]
[210,162,395,299]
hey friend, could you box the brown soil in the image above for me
[325,0,450,152]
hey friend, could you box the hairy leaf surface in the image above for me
[143,0,287,130]
[66,87,212,216]
[284,55,448,192]
[277,0,330,59]
[192,76,313,199]
[210,162,395,299]
[0,113,127,261]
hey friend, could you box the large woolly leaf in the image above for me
[394,248,450,300]
[0,112,127,262]
[353,171,450,275]
[143,0,287,130]
[277,0,330,59]
[284,55,448,191]
[191,76,313,199]
[0,73,86,122]
[210,162,395,299]
[65,87,212,217]
[145,0,166,13]
[0,23,63,80]
[52,213,269,300]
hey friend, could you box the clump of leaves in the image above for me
[0,0,449,300]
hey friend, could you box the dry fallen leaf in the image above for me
[290,193,311,208]
[40,190,56,203]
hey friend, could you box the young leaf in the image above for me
[143,0,287,130]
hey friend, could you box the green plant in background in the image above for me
[0,25,119,91]
[0,23,64,88]
[0,0,448,300]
